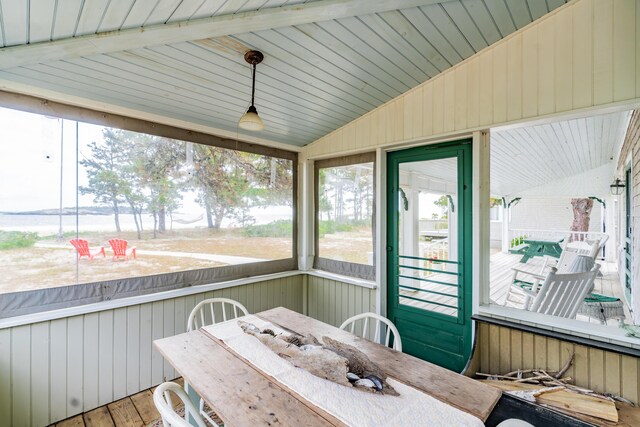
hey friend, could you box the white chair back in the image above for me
[528,265,600,319]
[153,382,208,427]
[553,238,600,273]
[187,298,249,331]
[339,312,402,351]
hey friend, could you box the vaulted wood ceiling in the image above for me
[0,0,568,147]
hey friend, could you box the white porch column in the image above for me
[501,199,510,253]
[448,196,458,273]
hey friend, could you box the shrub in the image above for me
[510,235,528,247]
[318,220,355,237]
[0,231,39,250]
[243,220,292,237]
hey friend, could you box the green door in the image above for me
[387,140,472,372]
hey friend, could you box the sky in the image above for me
[0,107,100,212]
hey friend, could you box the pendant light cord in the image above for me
[251,63,256,107]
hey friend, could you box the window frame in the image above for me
[0,91,298,319]
[313,152,376,280]
[477,122,640,349]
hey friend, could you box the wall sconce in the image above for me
[610,178,625,195]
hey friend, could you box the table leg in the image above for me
[185,382,202,426]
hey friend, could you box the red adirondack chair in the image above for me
[70,239,106,260]
[108,239,137,261]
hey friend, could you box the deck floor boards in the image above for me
[51,378,182,427]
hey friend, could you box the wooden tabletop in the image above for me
[154,307,501,426]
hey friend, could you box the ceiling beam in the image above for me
[0,0,444,70]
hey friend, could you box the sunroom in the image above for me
[0,0,639,426]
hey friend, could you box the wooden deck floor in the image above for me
[50,378,183,427]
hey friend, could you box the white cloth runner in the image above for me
[205,315,484,427]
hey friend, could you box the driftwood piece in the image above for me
[321,337,398,396]
[238,321,398,395]
[239,321,352,387]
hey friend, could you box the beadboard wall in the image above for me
[303,0,640,160]
[0,274,379,426]
[305,275,377,328]
[475,321,640,405]
[0,275,304,427]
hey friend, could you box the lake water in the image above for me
[0,207,292,234]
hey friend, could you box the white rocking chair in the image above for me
[504,238,601,309]
[524,265,600,319]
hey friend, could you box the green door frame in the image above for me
[386,139,473,372]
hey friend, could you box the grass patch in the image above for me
[0,230,39,250]
[244,220,293,237]
[318,220,370,237]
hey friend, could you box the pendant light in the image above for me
[239,50,265,131]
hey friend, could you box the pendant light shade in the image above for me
[239,50,265,131]
[239,105,264,131]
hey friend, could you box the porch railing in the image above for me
[508,229,608,259]
[422,238,449,274]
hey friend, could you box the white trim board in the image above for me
[478,304,640,351]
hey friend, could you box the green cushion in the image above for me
[584,293,621,303]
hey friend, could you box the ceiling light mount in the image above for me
[244,50,264,66]
[239,50,265,131]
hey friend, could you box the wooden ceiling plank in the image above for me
[192,0,233,17]
[399,7,462,67]
[422,3,475,59]
[359,13,441,77]
[459,0,502,45]
[167,0,211,23]
[0,0,28,46]
[0,0,446,70]
[143,0,183,26]
[483,0,517,38]
[328,16,427,86]
[377,10,450,73]
[277,22,409,95]
[526,0,549,21]
[441,1,489,52]
[505,0,533,30]
[28,0,56,44]
[74,0,110,37]
[98,0,137,33]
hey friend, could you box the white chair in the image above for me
[186,298,249,425]
[504,238,601,309]
[153,381,208,427]
[339,312,402,351]
[524,265,600,319]
[187,297,249,331]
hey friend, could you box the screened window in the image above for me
[314,153,375,280]
[0,106,296,317]
[486,110,634,336]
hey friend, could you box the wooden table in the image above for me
[154,307,501,426]
[511,238,563,263]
